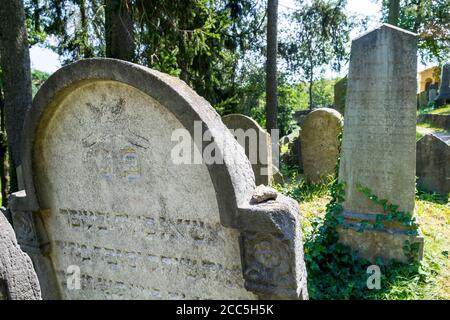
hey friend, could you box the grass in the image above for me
[417,104,450,116]
[277,166,450,299]
[416,123,447,141]
[430,105,450,115]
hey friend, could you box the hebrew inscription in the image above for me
[33,81,255,299]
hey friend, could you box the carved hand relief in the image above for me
[80,97,149,181]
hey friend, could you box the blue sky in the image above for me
[30,0,431,76]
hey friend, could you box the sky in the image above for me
[30,0,431,75]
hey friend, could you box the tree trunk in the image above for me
[0,84,9,206]
[412,0,422,33]
[265,0,278,133]
[0,0,33,194]
[105,0,135,61]
[77,0,94,58]
[388,0,400,26]
[32,0,41,32]
[309,74,314,110]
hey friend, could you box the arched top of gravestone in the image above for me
[222,114,268,133]
[302,107,343,126]
[18,58,255,228]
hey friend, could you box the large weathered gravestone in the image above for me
[436,64,450,106]
[338,24,423,263]
[222,114,273,186]
[333,76,347,115]
[0,208,41,300]
[9,59,307,300]
[300,108,343,183]
[416,134,450,197]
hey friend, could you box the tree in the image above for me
[0,76,8,205]
[105,0,135,61]
[265,0,278,133]
[381,0,450,63]
[388,0,400,25]
[0,0,33,194]
[26,0,105,63]
[280,0,358,110]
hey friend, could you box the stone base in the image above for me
[337,211,424,264]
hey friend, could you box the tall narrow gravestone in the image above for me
[333,77,347,115]
[436,64,450,107]
[222,114,273,186]
[338,24,424,263]
[9,59,307,300]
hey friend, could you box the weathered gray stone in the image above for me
[338,24,423,263]
[436,64,450,106]
[301,108,343,183]
[281,128,302,169]
[9,59,307,300]
[0,208,41,300]
[428,88,438,104]
[417,91,428,108]
[333,76,347,115]
[222,114,273,186]
[251,185,278,204]
[416,134,450,197]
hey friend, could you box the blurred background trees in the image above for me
[0,0,448,204]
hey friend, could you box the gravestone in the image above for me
[436,64,450,107]
[417,91,428,108]
[428,88,438,104]
[0,208,41,300]
[300,108,343,183]
[282,136,303,169]
[9,59,307,300]
[338,24,424,263]
[333,76,347,115]
[416,134,450,197]
[222,114,273,186]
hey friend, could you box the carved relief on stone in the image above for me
[240,232,296,297]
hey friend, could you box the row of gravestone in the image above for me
[1,24,429,300]
[282,109,449,198]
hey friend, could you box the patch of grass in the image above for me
[416,130,424,141]
[274,164,333,202]
[417,105,435,116]
[430,105,450,115]
[278,175,450,299]
[416,123,446,132]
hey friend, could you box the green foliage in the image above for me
[356,183,419,233]
[277,132,434,299]
[280,0,363,108]
[24,0,266,110]
[311,77,337,108]
[274,165,333,202]
[416,187,449,204]
[381,0,450,64]
[282,177,435,299]
[31,70,50,96]
[430,104,450,115]
[238,74,337,137]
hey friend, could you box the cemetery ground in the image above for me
[276,164,449,300]
[416,105,450,143]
